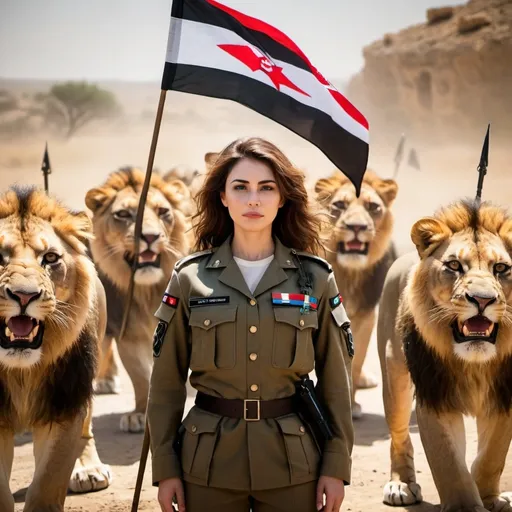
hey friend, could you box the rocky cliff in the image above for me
[346,0,512,143]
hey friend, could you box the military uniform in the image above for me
[148,237,354,510]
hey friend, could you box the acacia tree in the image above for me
[36,81,122,138]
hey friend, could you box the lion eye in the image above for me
[157,207,170,217]
[494,263,511,275]
[332,201,346,210]
[445,260,463,272]
[366,202,381,213]
[43,252,60,265]
[114,209,132,220]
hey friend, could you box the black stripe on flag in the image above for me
[172,0,310,73]
[163,62,368,186]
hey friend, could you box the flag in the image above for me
[161,0,369,194]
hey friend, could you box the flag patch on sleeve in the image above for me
[329,293,343,309]
[162,293,179,308]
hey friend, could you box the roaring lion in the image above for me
[378,198,512,510]
[85,167,190,433]
[0,187,111,511]
[315,170,398,418]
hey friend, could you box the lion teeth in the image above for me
[28,324,39,341]
[462,325,470,337]
[4,323,39,342]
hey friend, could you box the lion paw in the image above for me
[69,463,112,493]
[352,402,363,420]
[356,371,379,389]
[485,493,512,512]
[94,376,121,395]
[120,411,145,433]
[383,481,422,506]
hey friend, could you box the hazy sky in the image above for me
[1,0,463,83]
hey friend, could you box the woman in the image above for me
[148,137,354,512]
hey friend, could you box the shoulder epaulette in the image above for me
[293,250,333,273]
[174,249,213,271]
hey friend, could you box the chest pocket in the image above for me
[272,308,318,371]
[189,306,238,370]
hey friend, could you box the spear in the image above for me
[392,133,405,179]
[41,142,51,193]
[475,124,490,204]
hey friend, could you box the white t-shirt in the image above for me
[233,254,274,294]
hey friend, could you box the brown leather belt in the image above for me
[195,392,296,421]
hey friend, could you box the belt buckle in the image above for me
[244,399,260,421]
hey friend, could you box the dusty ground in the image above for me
[2,85,512,511]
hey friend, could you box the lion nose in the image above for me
[6,289,42,307]
[141,233,160,246]
[466,293,496,313]
[345,224,367,234]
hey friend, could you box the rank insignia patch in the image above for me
[162,293,179,308]
[153,320,168,358]
[329,293,343,309]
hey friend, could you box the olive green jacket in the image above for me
[148,237,354,490]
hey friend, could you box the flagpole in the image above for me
[119,89,167,343]
[127,89,167,512]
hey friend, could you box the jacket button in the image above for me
[203,319,211,327]
[249,299,257,306]
[249,353,258,361]
[286,259,292,266]
[249,325,257,333]
[250,384,259,392]
[299,319,305,327]
[299,426,305,434]
[191,425,197,433]
[213,260,220,267]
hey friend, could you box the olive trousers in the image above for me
[184,480,318,512]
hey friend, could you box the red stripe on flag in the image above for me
[206,0,368,130]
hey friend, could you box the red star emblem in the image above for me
[218,44,310,97]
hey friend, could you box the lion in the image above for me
[315,170,398,418]
[161,153,218,217]
[0,187,111,511]
[85,167,190,433]
[377,198,512,511]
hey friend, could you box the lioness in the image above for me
[85,167,190,433]
[315,170,398,418]
[0,187,111,511]
[378,198,512,510]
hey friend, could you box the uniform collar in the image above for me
[205,236,297,299]
[205,236,298,270]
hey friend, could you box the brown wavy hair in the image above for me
[193,137,326,255]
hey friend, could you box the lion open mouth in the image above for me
[124,250,161,269]
[0,316,44,350]
[338,241,369,255]
[452,315,498,344]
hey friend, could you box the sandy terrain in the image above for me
[2,84,512,511]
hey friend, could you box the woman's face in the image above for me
[220,157,284,235]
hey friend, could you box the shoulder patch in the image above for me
[343,325,355,358]
[293,250,332,273]
[153,320,168,358]
[174,249,213,272]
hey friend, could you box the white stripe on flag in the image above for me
[166,18,368,144]
[282,293,289,301]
